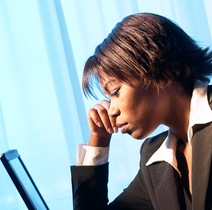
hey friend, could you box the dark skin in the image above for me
[87,75,192,195]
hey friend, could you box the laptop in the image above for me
[0,149,49,210]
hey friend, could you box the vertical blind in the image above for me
[0,0,211,209]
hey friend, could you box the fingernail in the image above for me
[107,127,113,133]
[97,122,102,127]
[113,126,118,133]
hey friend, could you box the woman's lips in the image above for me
[116,123,128,133]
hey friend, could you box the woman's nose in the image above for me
[108,101,120,118]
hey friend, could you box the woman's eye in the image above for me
[111,88,120,97]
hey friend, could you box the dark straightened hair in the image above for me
[82,13,212,98]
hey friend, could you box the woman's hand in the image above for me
[87,100,118,147]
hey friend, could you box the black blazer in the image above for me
[71,86,212,210]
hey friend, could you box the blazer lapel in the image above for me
[142,132,184,210]
[192,122,212,210]
[146,160,185,210]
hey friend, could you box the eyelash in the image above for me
[111,88,120,97]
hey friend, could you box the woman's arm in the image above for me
[71,164,109,210]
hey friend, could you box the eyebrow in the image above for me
[103,79,118,93]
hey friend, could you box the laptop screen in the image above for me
[0,150,49,210]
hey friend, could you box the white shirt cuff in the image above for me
[76,143,109,166]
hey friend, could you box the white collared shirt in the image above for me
[76,144,109,166]
[76,80,212,171]
[146,80,212,175]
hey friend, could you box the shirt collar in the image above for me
[187,80,212,143]
[146,130,181,176]
[145,80,212,176]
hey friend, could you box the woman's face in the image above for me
[100,77,169,139]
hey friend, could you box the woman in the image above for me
[71,13,212,210]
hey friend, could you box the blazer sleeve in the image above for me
[71,139,155,210]
[71,163,109,210]
[71,163,154,210]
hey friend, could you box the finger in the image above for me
[100,100,110,111]
[87,108,111,141]
[110,117,118,133]
[87,107,102,128]
[93,104,113,133]
[87,106,112,134]
[100,100,118,133]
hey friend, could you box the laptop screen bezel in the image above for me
[0,149,49,210]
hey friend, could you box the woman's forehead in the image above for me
[99,76,118,90]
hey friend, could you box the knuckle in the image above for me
[87,109,92,117]
[88,108,96,115]
[100,100,110,107]
[88,108,99,119]
[101,99,110,104]
[93,104,101,109]
[98,108,107,114]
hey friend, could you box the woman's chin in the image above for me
[130,130,153,140]
[130,132,145,140]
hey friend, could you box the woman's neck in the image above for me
[164,82,192,143]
